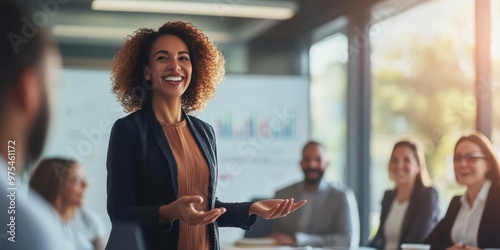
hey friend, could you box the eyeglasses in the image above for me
[453,153,487,163]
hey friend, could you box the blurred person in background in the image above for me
[267,141,360,248]
[106,21,306,250]
[369,138,440,250]
[425,131,500,250]
[0,1,67,249]
[30,158,105,250]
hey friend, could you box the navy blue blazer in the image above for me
[369,183,440,250]
[425,182,500,250]
[106,105,256,250]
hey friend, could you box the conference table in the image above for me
[221,238,377,250]
[221,246,376,250]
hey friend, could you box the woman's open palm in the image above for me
[250,198,307,219]
[160,195,226,226]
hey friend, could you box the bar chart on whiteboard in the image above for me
[215,111,296,139]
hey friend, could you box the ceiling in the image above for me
[46,0,297,46]
[21,0,423,69]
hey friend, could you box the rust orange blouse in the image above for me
[162,119,210,250]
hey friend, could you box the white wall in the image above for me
[42,69,309,245]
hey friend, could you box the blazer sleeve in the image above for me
[215,200,257,229]
[424,197,459,250]
[106,118,173,232]
[403,187,440,243]
[369,191,391,249]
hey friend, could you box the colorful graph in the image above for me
[215,112,296,139]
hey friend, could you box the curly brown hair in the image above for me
[111,21,225,113]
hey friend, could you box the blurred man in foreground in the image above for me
[0,1,67,249]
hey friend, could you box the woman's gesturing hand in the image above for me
[159,195,226,226]
[249,198,307,219]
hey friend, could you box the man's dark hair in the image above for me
[302,140,325,154]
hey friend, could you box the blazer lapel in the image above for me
[146,106,179,198]
[400,187,417,243]
[477,183,500,247]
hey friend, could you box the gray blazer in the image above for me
[272,181,360,247]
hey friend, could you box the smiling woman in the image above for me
[106,21,306,250]
[369,138,440,250]
[145,35,193,107]
[111,21,224,114]
[425,131,500,250]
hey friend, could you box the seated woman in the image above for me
[425,131,500,250]
[370,138,440,250]
[30,158,105,250]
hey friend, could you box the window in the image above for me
[370,0,475,238]
[310,33,348,184]
[490,0,500,144]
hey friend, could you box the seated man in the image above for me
[268,141,360,248]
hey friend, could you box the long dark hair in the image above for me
[29,158,77,205]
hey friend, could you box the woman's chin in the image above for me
[394,178,411,186]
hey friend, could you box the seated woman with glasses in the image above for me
[369,138,440,250]
[425,131,500,250]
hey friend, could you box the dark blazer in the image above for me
[106,105,256,250]
[369,183,440,250]
[425,182,500,250]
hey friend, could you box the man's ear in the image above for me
[143,65,151,80]
[15,68,41,119]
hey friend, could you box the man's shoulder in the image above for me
[323,182,357,204]
[275,181,302,197]
[325,181,353,194]
[0,190,69,249]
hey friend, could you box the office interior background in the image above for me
[23,0,500,246]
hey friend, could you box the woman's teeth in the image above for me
[163,76,182,82]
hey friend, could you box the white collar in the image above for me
[477,179,492,202]
[460,179,492,208]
